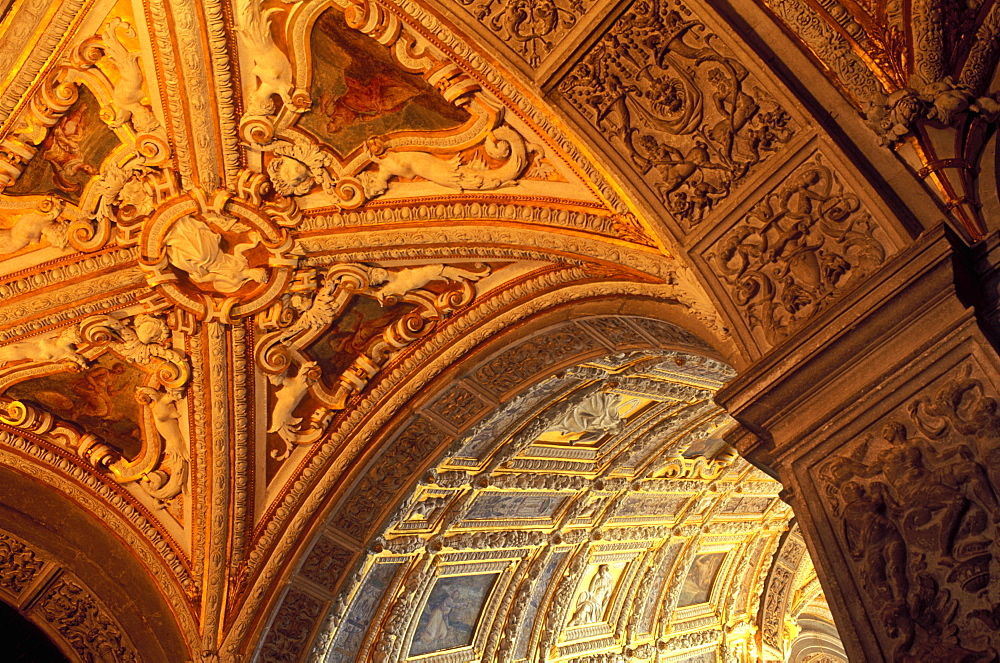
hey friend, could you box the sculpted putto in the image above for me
[100,18,160,133]
[369,263,490,303]
[0,198,68,255]
[165,215,266,293]
[0,326,85,369]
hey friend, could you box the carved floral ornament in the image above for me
[709,156,892,345]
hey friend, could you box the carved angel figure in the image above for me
[236,0,295,116]
[165,215,266,293]
[0,327,85,369]
[0,198,68,255]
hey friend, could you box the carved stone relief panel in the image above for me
[260,584,328,662]
[556,0,799,233]
[815,360,1000,661]
[454,0,599,68]
[0,528,140,662]
[700,151,899,350]
[333,416,451,539]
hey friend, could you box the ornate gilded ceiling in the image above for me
[0,0,994,659]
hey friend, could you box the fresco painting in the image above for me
[307,296,416,384]
[676,552,727,607]
[7,86,120,204]
[304,10,470,156]
[614,492,689,518]
[409,572,498,657]
[464,491,565,520]
[327,562,401,660]
[6,352,148,458]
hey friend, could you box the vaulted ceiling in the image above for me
[0,0,996,660]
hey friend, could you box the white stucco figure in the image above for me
[101,18,160,133]
[569,564,615,626]
[165,215,266,293]
[0,198,67,255]
[136,386,189,503]
[368,264,489,303]
[0,326,84,369]
[268,362,319,458]
[548,392,627,441]
[236,0,295,116]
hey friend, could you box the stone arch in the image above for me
[0,465,188,662]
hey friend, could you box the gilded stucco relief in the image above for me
[0,0,982,657]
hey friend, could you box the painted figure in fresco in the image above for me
[419,588,457,644]
[41,104,98,193]
[569,564,614,626]
[317,73,420,134]
[70,362,127,417]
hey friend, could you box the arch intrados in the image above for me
[251,296,729,657]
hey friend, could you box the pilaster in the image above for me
[717,226,1000,660]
